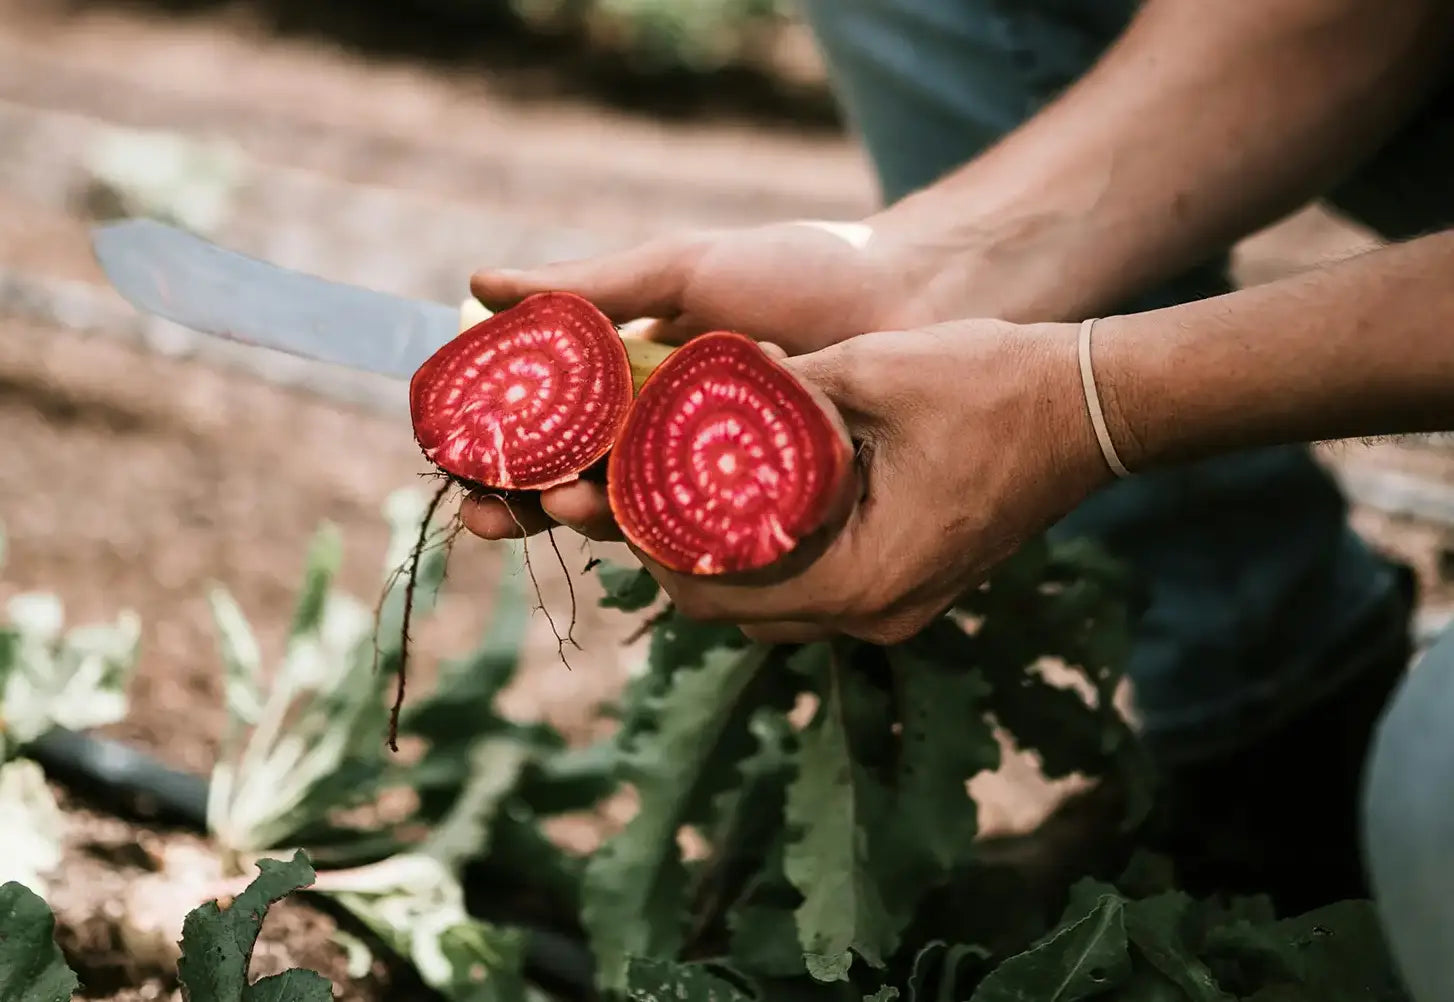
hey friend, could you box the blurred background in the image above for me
[2,0,1453,997]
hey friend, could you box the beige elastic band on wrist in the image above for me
[1077,317,1131,479]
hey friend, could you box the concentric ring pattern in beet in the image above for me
[608,331,851,576]
[410,292,633,491]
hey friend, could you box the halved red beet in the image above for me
[607,331,855,578]
[410,291,633,491]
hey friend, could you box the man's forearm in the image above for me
[877,0,1454,324]
[1093,228,1454,469]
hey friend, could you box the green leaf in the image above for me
[1,594,140,748]
[647,611,749,681]
[728,905,807,978]
[243,970,333,1002]
[606,610,750,751]
[208,586,265,731]
[1200,921,1306,990]
[784,655,900,979]
[1181,899,1406,1000]
[319,854,527,1002]
[706,710,796,938]
[208,489,524,858]
[582,643,776,993]
[904,941,990,1002]
[864,989,899,1002]
[401,559,533,818]
[515,739,617,816]
[596,561,661,612]
[805,952,854,983]
[888,635,1000,873]
[1120,892,1231,1001]
[437,921,529,1002]
[482,812,586,914]
[207,576,389,853]
[0,628,16,718]
[966,538,1145,810]
[373,487,456,670]
[970,894,1132,1002]
[1256,901,1406,999]
[624,958,754,1002]
[399,567,528,741]
[177,850,323,1002]
[984,670,1109,781]
[419,737,533,870]
[288,524,342,639]
[0,881,80,1002]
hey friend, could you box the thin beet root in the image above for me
[410,291,635,491]
[386,479,452,751]
[607,331,855,579]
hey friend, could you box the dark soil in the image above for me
[49,788,403,1002]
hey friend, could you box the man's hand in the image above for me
[458,0,1454,547]
[465,319,1109,646]
[470,219,959,354]
[460,217,987,542]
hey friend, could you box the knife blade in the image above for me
[90,218,459,380]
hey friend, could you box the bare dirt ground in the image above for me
[3,1,1454,997]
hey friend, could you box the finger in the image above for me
[540,481,624,542]
[758,341,788,362]
[741,621,836,645]
[620,316,711,347]
[470,233,706,323]
[459,493,556,539]
[780,339,881,417]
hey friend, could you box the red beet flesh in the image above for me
[410,292,632,491]
[607,331,853,577]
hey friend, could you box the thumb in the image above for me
[470,233,706,324]
[780,337,880,420]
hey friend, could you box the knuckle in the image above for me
[821,337,872,393]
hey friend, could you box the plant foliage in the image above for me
[0,880,79,1002]
[0,501,1414,1002]
[0,521,141,757]
[0,520,140,898]
[0,851,333,1001]
[585,534,1150,998]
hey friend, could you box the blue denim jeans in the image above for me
[797,0,1454,759]
[1365,628,1454,1002]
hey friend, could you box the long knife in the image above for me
[90,218,462,379]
